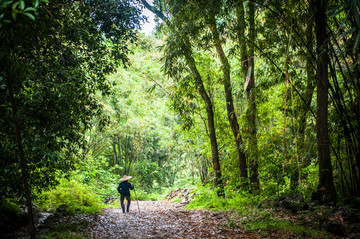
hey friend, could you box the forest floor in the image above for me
[10,200,359,239]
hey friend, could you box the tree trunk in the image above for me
[237,0,248,76]
[6,77,35,239]
[313,0,337,205]
[292,16,316,190]
[247,1,259,191]
[184,37,224,195]
[209,15,248,182]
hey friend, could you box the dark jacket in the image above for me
[117,181,134,196]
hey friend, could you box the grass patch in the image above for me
[236,209,329,238]
[186,184,330,238]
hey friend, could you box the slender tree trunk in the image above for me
[209,15,247,183]
[6,77,35,239]
[292,17,316,190]
[236,0,259,189]
[184,37,224,195]
[247,1,259,191]
[200,87,223,191]
[313,0,337,204]
[237,0,248,76]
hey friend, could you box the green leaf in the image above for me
[23,12,35,21]
[19,0,25,10]
[12,1,19,11]
[25,7,36,12]
[33,0,39,8]
[1,1,13,8]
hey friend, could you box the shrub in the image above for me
[36,179,101,214]
[186,184,262,211]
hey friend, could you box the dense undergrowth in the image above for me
[182,184,334,238]
[2,177,355,239]
[33,174,181,215]
[3,175,351,239]
[36,179,102,215]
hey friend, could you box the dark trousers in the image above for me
[120,194,131,212]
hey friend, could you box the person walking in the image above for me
[117,175,134,213]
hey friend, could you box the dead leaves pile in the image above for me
[88,201,251,239]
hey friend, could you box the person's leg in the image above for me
[120,194,125,213]
[126,195,131,212]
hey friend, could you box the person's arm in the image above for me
[130,183,134,190]
[117,183,121,193]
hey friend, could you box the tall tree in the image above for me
[246,0,259,190]
[313,0,337,204]
[206,1,248,187]
[235,0,249,181]
[233,0,259,189]
[5,74,35,237]
[291,5,316,190]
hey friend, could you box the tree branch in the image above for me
[141,0,169,25]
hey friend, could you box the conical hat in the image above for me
[119,175,132,182]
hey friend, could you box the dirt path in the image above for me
[88,201,247,239]
[11,200,344,238]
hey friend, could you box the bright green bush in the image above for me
[36,179,102,214]
[186,184,262,210]
[133,189,159,201]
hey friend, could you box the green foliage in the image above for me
[0,0,143,200]
[237,209,329,238]
[75,34,189,195]
[2,0,359,223]
[173,177,199,189]
[187,184,330,238]
[186,184,262,210]
[36,179,101,214]
[0,0,47,27]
